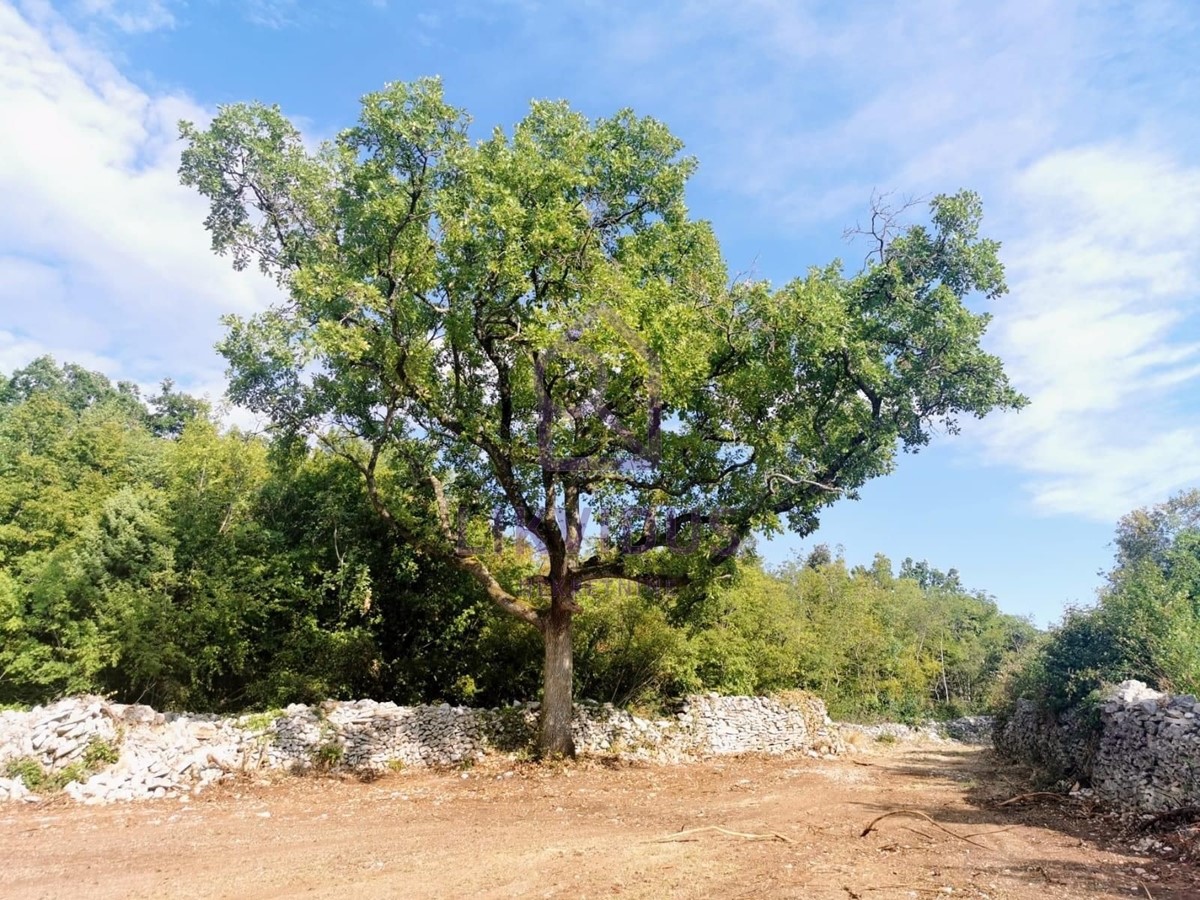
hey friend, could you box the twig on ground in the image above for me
[1037,866,1065,886]
[854,886,954,894]
[962,825,1015,839]
[656,825,794,844]
[860,810,989,849]
[1138,879,1155,899]
[996,791,1067,807]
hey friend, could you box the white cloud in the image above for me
[0,327,119,377]
[0,0,282,393]
[980,144,1200,519]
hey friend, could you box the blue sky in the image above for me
[2,0,1199,624]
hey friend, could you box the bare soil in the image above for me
[2,743,1197,899]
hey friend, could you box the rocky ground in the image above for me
[2,742,1197,899]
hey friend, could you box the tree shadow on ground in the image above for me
[843,745,1200,899]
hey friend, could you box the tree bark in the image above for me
[540,601,576,758]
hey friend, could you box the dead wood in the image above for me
[1135,806,1200,832]
[996,791,1068,807]
[860,810,989,849]
[656,824,794,844]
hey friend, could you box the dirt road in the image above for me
[2,744,1196,899]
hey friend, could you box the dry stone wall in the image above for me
[839,715,995,746]
[995,680,1200,813]
[0,692,844,805]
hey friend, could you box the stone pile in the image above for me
[682,694,845,757]
[0,697,119,772]
[839,715,995,746]
[995,680,1200,813]
[941,715,995,744]
[0,691,845,805]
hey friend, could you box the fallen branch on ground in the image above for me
[996,791,1067,807]
[1135,806,1200,832]
[851,886,957,894]
[656,825,794,844]
[860,810,989,849]
[962,825,1014,839]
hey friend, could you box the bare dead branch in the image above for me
[995,791,1069,808]
[655,825,794,844]
[860,810,989,849]
[843,189,928,268]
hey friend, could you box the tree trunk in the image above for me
[540,603,576,758]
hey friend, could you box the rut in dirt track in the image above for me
[1,744,1197,899]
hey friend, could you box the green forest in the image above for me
[0,356,1036,721]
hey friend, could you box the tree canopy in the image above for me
[179,78,1026,754]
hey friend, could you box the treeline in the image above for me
[997,490,1200,715]
[1,358,1035,719]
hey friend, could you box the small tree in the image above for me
[180,78,1025,756]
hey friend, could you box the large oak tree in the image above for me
[180,79,1025,755]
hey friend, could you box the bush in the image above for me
[995,491,1200,716]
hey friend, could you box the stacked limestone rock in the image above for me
[996,680,1200,814]
[836,716,995,747]
[994,698,1099,782]
[1092,683,1200,812]
[0,691,845,805]
[682,694,844,757]
[0,697,118,772]
[572,702,685,760]
[941,716,994,744]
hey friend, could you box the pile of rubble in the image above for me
[839,715,995,746]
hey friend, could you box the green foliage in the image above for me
[178,80,1024,754]
[82,737,120,768]
[240,710,284,733]
[997,490,1200,714]
[313,741,344,769]
[0,358,488,710]
[3,736,120,793]
[3,757,44,789]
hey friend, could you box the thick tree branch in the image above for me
[429,474,544,630]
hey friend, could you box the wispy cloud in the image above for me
[73,0,174,33]
[0,1,281,391]
[981,144,1200,520]
[243,0,298,29]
